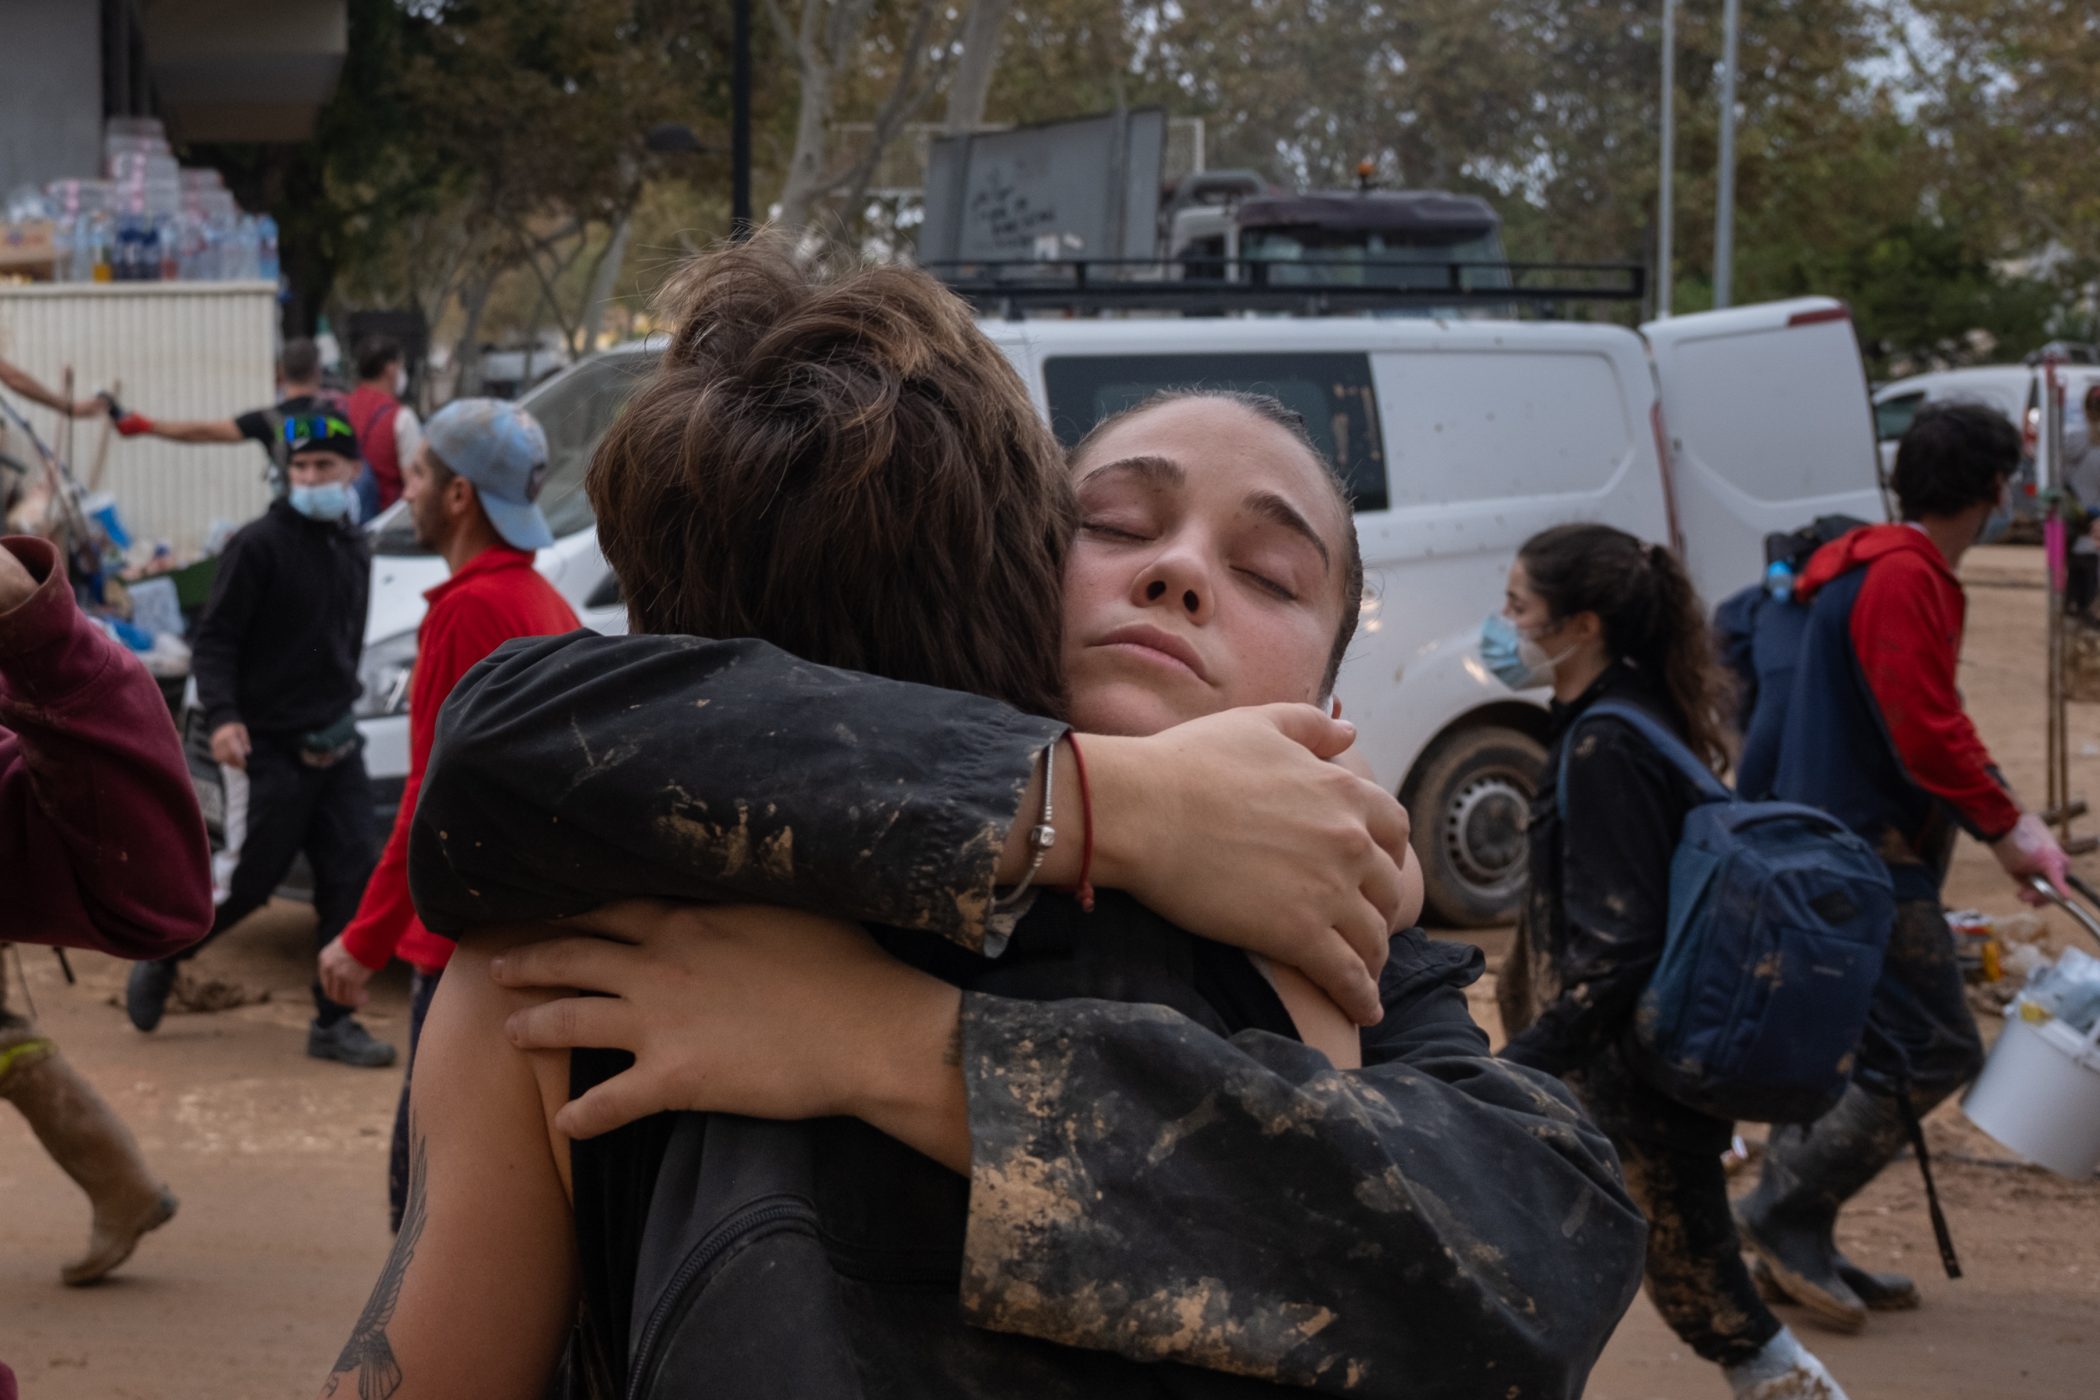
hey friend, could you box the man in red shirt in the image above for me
[316,398,578,1228]
[344,336,423,518]
[2,533,212,1284]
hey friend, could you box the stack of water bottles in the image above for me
[37,117,277,285]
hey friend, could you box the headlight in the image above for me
[356,629,418,719]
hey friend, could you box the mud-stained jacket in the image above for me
[410,631,1647,1398]
[1499,665,1704,1083]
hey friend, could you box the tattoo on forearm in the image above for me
[324,1131,429,1400]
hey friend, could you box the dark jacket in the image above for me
[411,631,1647,1399]
[1751,525,2017,901]
[0,536,213,956]
[191,500,368,736]
[1712,582,1808,803]
[1500,666,1702,1080]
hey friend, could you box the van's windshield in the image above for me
[372,349,661,555]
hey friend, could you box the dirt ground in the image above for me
[5,544,2100,1398]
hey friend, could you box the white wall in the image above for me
[0,282,278,553]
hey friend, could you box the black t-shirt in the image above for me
[233,393,341,484]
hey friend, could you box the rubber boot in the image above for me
[1753,1257,1920,1313]
[0,1037,178,1285]
[1734,1084,1911,1332]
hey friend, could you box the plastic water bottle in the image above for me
[51,217,74,282]
[256,213,280,283]
[1765,559,1795,602]
[86,212,113,282]
[234,214,261,280]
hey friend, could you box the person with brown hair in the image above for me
[314,242,1642,1400]
[1492,523,1851,1400]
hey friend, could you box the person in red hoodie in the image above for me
[315,398,578,1230]
[1734,403,2070,1331]
[1,533,213,1286]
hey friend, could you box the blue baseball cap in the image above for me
[423,398,555,550]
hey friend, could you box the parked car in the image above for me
[1873,364,2100,536]
[196,296,1884,926]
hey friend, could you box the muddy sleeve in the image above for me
[1499,719,1681,1079]
[409,631,1065,953]
[955,937,1646,1398]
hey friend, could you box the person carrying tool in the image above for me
[0,356,104,419]
[1735,402,2071,1329]
[123,414,393,1067]
[1,533,213,1285]
[110,337,345,497]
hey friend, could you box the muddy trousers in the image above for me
[1572,1050,1781,1368]
[1,948,175,1284]
[1748,899,1984,1260]
[387,967,441,1232]
[171,736,378,1024]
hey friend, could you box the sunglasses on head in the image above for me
[282,415,353,444]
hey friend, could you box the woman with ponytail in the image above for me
[1490,523,1852,1400]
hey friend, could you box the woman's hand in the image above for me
[1082,705,1411,1026]
[491,901,969,1165]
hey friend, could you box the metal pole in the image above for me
[732,0,753,240]
[1713,0,1740,309]
[1656,0,1676,319]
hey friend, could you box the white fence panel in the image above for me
[0,281,276,552]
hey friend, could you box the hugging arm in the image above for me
[954,935,1647,1398]
[411,632,1063,952]
[413,631,1406,1017]
[316,929,579,1400]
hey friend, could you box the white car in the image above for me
[1873,364,2100,533]
[339,297,1883,925]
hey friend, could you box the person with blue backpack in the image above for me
[1731,403,2070,1332]
[1492,523,1859,1400]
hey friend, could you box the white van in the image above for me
[336,296,1882,925]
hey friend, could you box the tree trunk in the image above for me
[943,0,1012,133]
[577,213,634,356]
[453,268,499,398]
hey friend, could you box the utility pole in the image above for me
[1713,0,1740,308]
[1657,0,1676,319]
[732,0,753,240]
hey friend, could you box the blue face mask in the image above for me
[289,480,357,523]
[1479,612,1568,691]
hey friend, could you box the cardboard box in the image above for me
[0,221,58,277]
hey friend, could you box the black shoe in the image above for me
[307,1018,397,1068]
[1836,1256,1920,1311]
[125,960,179,1032]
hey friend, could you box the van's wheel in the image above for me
[1404,726,1545,928]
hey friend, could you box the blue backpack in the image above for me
[1564,701,1894,1124]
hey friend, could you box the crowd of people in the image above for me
[0,239,2074,1400]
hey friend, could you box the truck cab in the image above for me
[1166,176,1511,301]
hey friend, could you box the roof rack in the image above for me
[923,257,1647,318]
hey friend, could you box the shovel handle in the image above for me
[2027,876,2100,952]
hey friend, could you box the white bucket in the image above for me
[1962,1004,2100,1178]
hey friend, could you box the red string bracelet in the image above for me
[1065,732,1096,912]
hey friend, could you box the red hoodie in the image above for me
[1794,523,2021,842]
[0,536,214,955]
